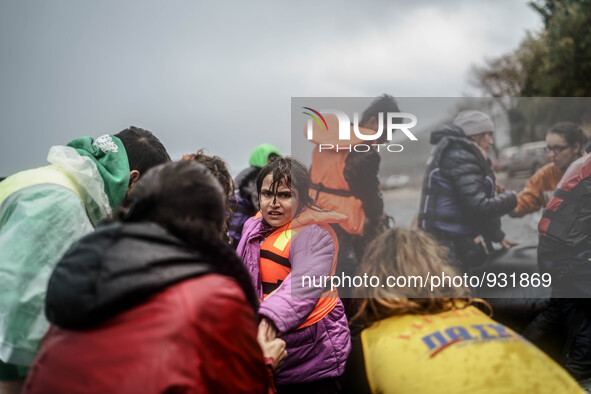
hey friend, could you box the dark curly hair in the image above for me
[182,150,235,242]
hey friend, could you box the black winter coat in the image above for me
[420,125,517,243]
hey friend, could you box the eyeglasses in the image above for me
[545,145,570,153]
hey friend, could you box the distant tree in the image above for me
[470,53,525,100]
[523,0,591,96]
[471,0,591,145]
[470,34,546,145]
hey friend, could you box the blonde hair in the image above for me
[351,228,474,327]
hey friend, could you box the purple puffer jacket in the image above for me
[237,212,351,385]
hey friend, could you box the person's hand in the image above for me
[257,319,287,374]
[495,184,507,194]
[473,235,488,253]
[508,207,520,218]
[500,238,519,249]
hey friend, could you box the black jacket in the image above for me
[419,125,516,243]
[234,166,260,211]
[539,155,591,263]
[344,149,384,223]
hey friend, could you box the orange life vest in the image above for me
[307,113,375,236]
[309,150,365,235]
[258,211,341,330]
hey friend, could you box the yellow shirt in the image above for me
[361,306,582,393]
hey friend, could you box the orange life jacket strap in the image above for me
[310,182,353,198]
[260,249,291,268]
[262,279,284,296]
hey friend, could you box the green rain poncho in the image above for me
[0,135,129,366]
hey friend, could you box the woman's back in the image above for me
[358,306,582,393]
[345,228,581,394]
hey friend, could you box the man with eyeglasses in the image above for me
[510,122,586,218]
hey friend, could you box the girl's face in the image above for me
[546,132,580,172]
[260,173,298,228]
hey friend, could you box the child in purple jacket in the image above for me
[237,157,351,393]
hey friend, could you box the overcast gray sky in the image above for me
[0,1,541,176]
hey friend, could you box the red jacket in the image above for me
[24,275,272,394]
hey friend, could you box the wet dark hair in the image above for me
[115,126,171,175]
[548,122,587,152]
[360,94,400,127]
[256,157,316,217]
[182,150,235,242]
[117,160,258,310]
